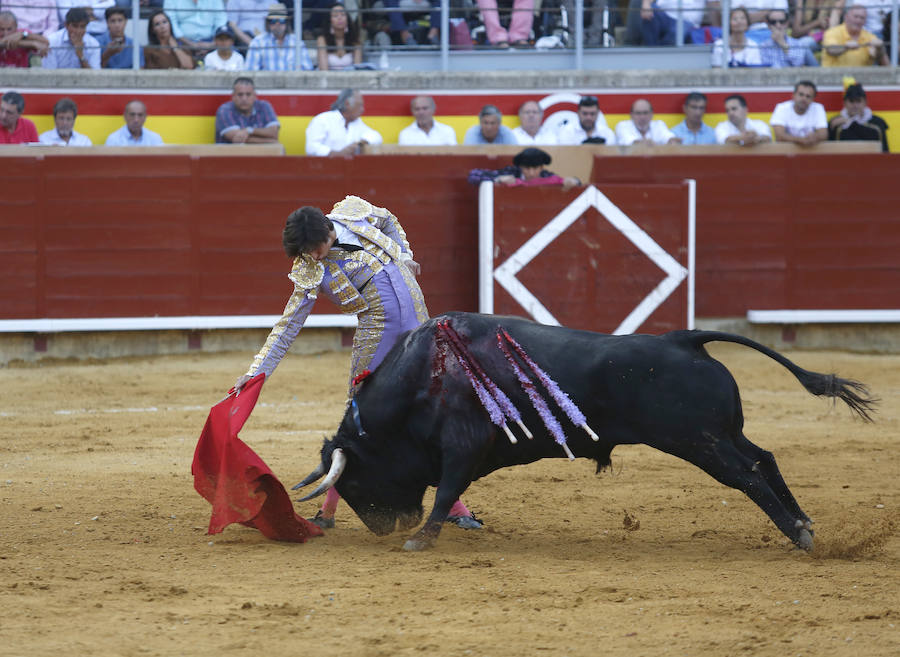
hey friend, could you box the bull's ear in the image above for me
[291,461,325,490]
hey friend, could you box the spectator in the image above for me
[204,24,244,68]
[245,3,313,70]
[711,7,763,67]
[831,0,887,38]
[828,82,888,152]
[0,10,49,67]
[305,88,383,156]
[513,100,557,145]
[615,99,679,145]
[556,95,616,145]
[734,0,790,32]
[640,0,707,45]
[382,0,439,46]
[215,77,280,144]
[97,7,143,68]
[12,0,60,36]
[56,0,114,38]
[226,0,269,51]
[822,4,887,66]
[43,7,101,68]
[791,0,833,39]
[105,100,165,146]
[39,97,92,146]
[316,2,362,71]
[0,91,39,144]
[398,95,457,145]
[475,0,534,48]
[468,147,581,189]
[671,92,717,145]
[463,104,518,145]
[163,0,227,57]
[770,80,828,145]
[715,94,772,146]
[144,9,194,68]
[759,8,819,67]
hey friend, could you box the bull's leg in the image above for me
[402,482,469,552]
[733,434,812,529]
[666,433,813,550]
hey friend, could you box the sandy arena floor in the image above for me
[1,342,898,657]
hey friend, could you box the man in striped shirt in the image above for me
[244,2,312,70]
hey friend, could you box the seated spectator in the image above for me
[759,9,819,66]
[734,0,790,33]
[44,7,101,68]
[226,0,269,51]
[215,77,279,143]
[640,0,707,45]
[0,91,39,144]
[105,100,165,146]
[0,10,50,67]
[144,9,194,68]
[13,0,59,36]
[475,0,534,48]
[822,4,887,66]
[615,99,679,145]
[245,3,313,70]
[714,94,772,146]
[56,0,114,40]
[382,0,439,46]
[513,100,557,145]
[316,2,362,71]
[398,95,457,145]
[711,7,763,67]
[556,95,616,145]
[463,105,518,145]
[770,80,827,145]
[305,88,383,156]
[39,97,92,146]
[833,0,887,38]
[163,0,227,57]
[671,92,717,145]
[828,82,888,151]
[204,24,244,68]
[98,7,144,68]
[791,0,833,39]
[468,147,581,190]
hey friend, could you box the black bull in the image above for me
[296,312,875,551]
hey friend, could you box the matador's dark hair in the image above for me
[283,206,334,258]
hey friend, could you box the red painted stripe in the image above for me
[19,88,900,117]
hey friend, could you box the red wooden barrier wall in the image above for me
[2,153,898,326]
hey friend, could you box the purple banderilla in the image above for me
[435,319,528,445]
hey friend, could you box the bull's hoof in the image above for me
[402,537,433,551]
[795,528,814,551]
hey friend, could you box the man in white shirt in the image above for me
[770,80,828,146]
[43,7,101,69]
[512,100,557,146]
[615,99,679,146]
[39,97,92,146]
[715,94,772,146]
[305,89,383,157]
[556,96,616,145]
[398,96,457,146]
[105,100,164,146]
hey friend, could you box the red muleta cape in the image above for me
[191,373,323,542]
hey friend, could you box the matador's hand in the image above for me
[234,373,252,395]
[404,259,421,276]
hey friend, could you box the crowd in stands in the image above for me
[0,80,889,152]
[0,0,897,69]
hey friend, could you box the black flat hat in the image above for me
[513,147,552,167]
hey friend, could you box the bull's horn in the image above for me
[291,462,326,490]
[298,448,346,502]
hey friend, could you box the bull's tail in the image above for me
[679,331,878,422]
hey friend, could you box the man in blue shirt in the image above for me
[97,7,143,68]
[105,100,164,146]
[671,91,717,145]
[244,3,313,71]
[463,105,517,145]
[43,7,101,68]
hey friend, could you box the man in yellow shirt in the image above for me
[822,4,887,66]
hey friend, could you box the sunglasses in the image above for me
[268,17,287,23]
[768,17,787,24]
